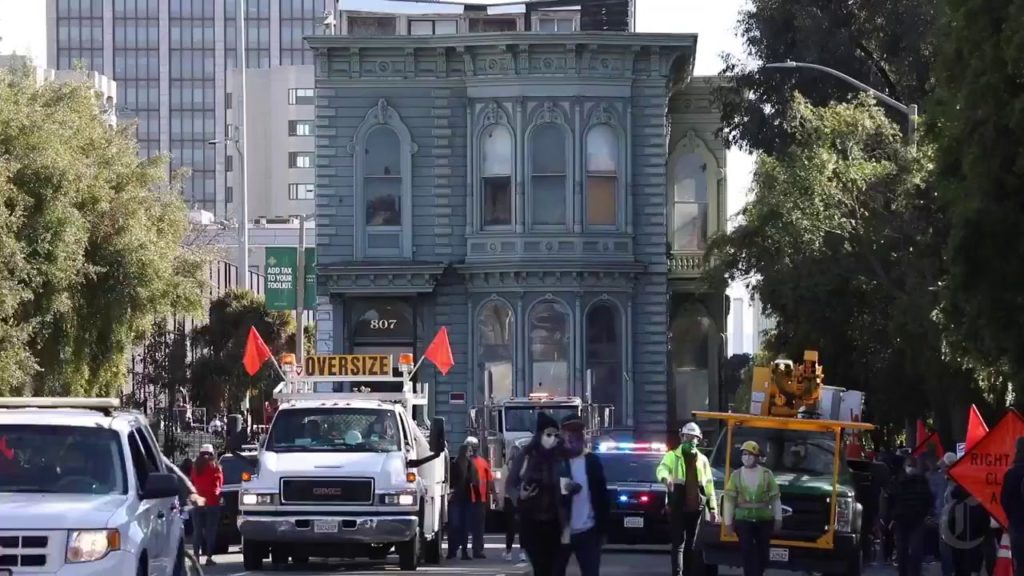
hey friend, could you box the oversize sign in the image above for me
[302,354,392,377]
[947,409,1024,529]
[264,247,316,312]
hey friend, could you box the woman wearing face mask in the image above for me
[722,441,781,576]
[189,444,224,567]
[506,412,570,576]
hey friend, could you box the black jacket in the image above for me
[891,472,933,526]
[581,452,611,536]
[1001,462,1024,533]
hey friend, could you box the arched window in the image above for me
[670,303,715,419]
[528,300,570,396]
[585,124,618,227]
[476,300,514,400]
[529,123,568,227]
[481,124,513,228]
[585,303,622,422]
[364,127,401,227]
[671,153,708,251]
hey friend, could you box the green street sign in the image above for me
[264,247,316,311]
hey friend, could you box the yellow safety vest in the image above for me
[723,467,779,522]
[655,448,718,512]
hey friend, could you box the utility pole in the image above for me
[237,0,250,289]
[295,215,314,365]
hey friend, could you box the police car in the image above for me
[598,441,671,545]
[0,398,186,576]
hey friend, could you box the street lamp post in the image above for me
[295,214,314,366]
[763,61,918,147]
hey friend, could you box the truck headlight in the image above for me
[240,492,275,506]
[67,529,120,563]
[835,496,854,532]
[379,491,417,506]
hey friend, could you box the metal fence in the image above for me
[126,258,265,459]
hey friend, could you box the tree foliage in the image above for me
[717,0,936,154]
[931,0,1024,406]
[189,289,293,413]
[0,65,206,397]
[705,95,982,435]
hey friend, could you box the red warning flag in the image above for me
[423,326,454,376]
[243,326,274,376]
[966,404,989,451]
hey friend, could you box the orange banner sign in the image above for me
[947,409,1024,529]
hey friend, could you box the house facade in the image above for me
[306,32,728,441]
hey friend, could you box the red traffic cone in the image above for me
[994,532,1013,576]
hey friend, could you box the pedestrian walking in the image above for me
[936,453,957,576]
[891,455,934,576]
[465,436,495,559]
[189,444,224,567]
[999,436,1024,576]
[945,478,988,576]
[508,412,570,576]
[502,443,527,563]
[554,414,609,576]
[446,443,478,560]
[656,422,719,576]
[722,441,781,576]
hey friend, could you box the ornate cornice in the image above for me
[319,262,447,294]
[457,266,641,293]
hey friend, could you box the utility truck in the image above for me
[235,353,448,571]
[467,370,614,509]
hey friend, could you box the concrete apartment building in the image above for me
[307,0,729,440]
[0,54,118,127]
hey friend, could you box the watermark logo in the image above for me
[940,496,985,550]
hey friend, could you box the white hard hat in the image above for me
[199,444,215,455]
[465,436,480,446]
[680,422,702,439]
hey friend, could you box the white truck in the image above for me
[469,372,614,510]
[235,354,448,571]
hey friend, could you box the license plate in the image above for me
[314,519,338,533]
[623,517,644,528]
[769,547,789,562]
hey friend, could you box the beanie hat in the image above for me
[536,412,559,435]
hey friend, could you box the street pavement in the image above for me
[202,535,904,576]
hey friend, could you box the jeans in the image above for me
[471,501,487,556]
[939,540,954,576]
[521,520,563,576]
[735,520,773,576]
[504,497,519,552]
[670,510,701,576]
[555,527,602,576]
[897,522,926,576]
[191,505,220,558]
[447,497,471,557]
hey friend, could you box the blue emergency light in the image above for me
[597,441,667,453]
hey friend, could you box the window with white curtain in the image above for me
[529,300,571,396]
[585,124,618,227]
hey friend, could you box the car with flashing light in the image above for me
[0,397,187,576]
[597,441,672,545]
[694,411,876,576]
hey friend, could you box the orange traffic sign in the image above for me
[947,409,1024,529]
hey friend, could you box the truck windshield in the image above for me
[0,425,128,495]
[711,427,836,478]
[268,408,401,453]
[504,406,580,433]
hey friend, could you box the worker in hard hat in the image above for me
[656,421,719,576]
[723,440,782,576]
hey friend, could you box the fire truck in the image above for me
[467,373,614,510]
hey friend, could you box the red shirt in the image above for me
[190,464,224,506]
[471,456,493,503]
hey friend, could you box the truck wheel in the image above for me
[242,540,264,571]
[423,529,443,564]
[397,532,420,571]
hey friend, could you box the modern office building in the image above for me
[307,2,728,440]
[46,0,332,217]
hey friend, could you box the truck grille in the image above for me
[280,478,374,504]
[0,535,49,568]
[780,494,831,537]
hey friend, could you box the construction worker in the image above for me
[657,422,719,576]
[723,440,781,576]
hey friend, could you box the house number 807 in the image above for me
[369,319,397,329]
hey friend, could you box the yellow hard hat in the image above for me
[740,441,761,456]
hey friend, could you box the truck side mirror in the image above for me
[429,417,447,454]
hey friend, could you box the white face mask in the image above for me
[905,466,916,475]
[741,454,757,468]
[540,431,559,450]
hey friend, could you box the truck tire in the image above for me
[397,532,420,571]
[242,540,264,571]
[423,530,443,564]
[270,546,289,565]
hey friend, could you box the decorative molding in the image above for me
[668,253,705,276]
[586,102,618,127]
[436,47,447,76]
[349,48,361,79]
[316,48,330,77]
[320,263,447,294]
[481,101,510,125]
[459,268,639,293]
[535,101,566,125]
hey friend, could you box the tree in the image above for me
[0,64,206,397]
[717,0,936,154]
[704,95,982,436]
[931,0,1024,408]
[189,289,294,413]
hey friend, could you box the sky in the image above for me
[0,0,758,350]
